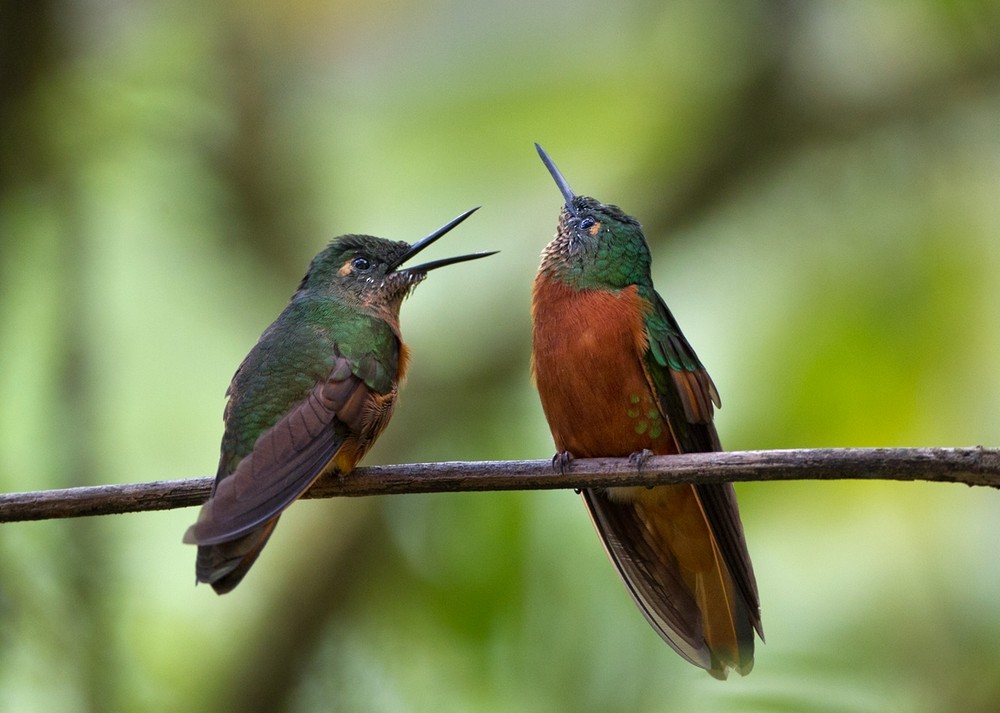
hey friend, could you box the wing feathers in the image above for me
[184,387,343,545]
[632,289,761,674]
[184,357,385,547]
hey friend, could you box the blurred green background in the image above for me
[3,1,1000,711]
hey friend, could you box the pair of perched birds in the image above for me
[184,145,763,679]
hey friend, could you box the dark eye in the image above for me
[352,256,371,271]
[579,216,596,231]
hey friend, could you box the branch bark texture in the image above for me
[2,447,998,524]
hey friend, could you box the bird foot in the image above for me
[628,449,654,472]
[551,451,574,475]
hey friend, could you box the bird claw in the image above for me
[551,451,574,475]
[628,449,654,472]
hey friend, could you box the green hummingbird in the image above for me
[184,207,494,594]
[530,144,762,678]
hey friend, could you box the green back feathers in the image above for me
[642,287,704,374]
[219,279,402,475]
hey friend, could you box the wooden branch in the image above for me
[1,447,998,524]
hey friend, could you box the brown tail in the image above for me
[194,517,280,595]
[582,484,758,679]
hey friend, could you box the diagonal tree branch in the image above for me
[1,447,998,524]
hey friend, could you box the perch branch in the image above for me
[1,447,998,524]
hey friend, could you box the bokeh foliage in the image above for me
[2,1,1000,711]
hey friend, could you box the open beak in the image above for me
[535,143,577,218]
[392,207,497,274]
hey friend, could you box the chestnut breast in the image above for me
[531,277,678,458]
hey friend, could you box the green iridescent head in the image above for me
[295,207,494,309]
[535,144,652,291]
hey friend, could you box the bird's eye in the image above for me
[351,256,371,271]
[579,216,596,231]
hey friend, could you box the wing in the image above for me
[183,354,394,547]
[643,291,720,449]
[642,290,763,638]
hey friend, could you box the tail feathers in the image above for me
[696,537,755,679]
[194,518,279,595]
[583,485,756,679]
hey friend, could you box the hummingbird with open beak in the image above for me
[185,208,495,593]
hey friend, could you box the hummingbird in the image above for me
[184,207,495,594]
[530,145,762,678]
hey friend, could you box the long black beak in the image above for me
[392,207,497,274]
[535,143,577,218]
